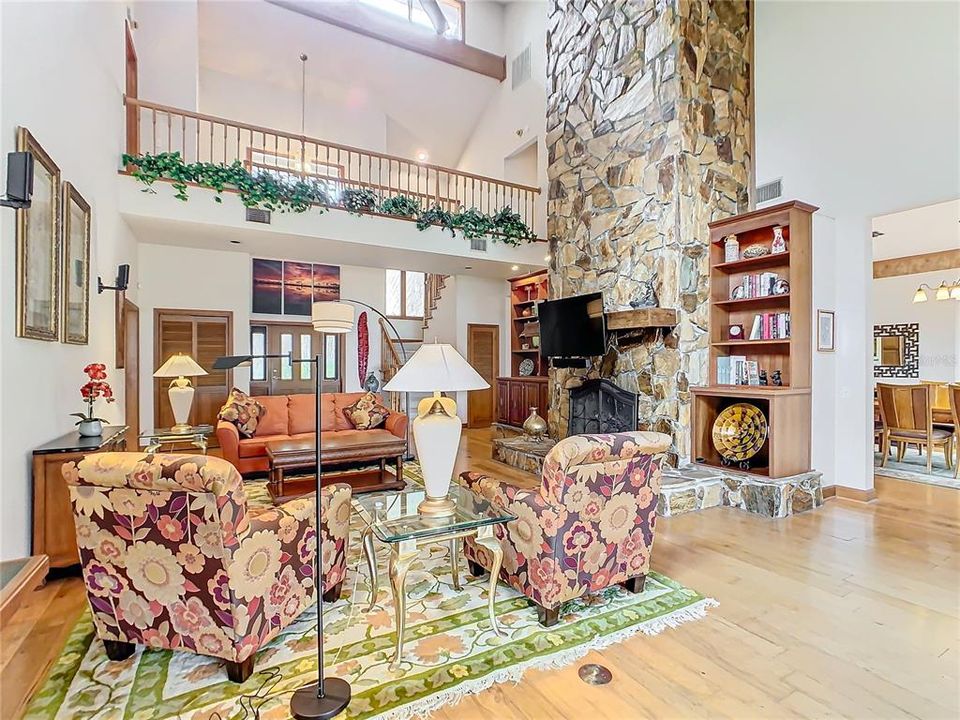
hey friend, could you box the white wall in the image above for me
[872,271,959,382]
[424,274,511,420]
[457,1,548,237]
[199,67,389,154]
[133,0,199,110]
[0,1,139,560]
[136,244,459,426]
[755,0,960,490]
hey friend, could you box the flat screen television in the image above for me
[538,292,606,358]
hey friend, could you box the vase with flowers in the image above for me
[72,363,115,437]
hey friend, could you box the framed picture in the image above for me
[817,309,835,352]
[62,182,91,344]
[252,258,283,314]
[16,128,62,341]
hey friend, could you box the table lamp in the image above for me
[153,353,207,433]
[383,343,488,517]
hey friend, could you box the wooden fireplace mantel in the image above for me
[585,297,680,331]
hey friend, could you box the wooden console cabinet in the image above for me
[32,425,128,570]
[496,376,549,428]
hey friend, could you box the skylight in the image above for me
[358,0,463,41]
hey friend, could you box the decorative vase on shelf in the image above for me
[522,407,548,443]
[77,419,103,437]
[364,372,381,393]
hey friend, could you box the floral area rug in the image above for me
[26,474,716,720]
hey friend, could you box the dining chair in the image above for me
[877,383,953,474]
[949,384,960,479]
[921,380,952,430]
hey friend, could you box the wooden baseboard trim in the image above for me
[832,486,878,503]
[822,486,837,499]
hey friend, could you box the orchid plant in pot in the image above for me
[72,363,116,437]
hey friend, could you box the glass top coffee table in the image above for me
[140,425,214,454]
[353,481,515,668]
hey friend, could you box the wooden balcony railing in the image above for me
[124,97,541,233]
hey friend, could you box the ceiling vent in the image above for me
[470,237,488,252]
[755,178,783,204]
[245,207,271,224]
[512,45,532,90]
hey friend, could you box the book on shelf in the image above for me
[749,312,790,340]
[732,272,781,299]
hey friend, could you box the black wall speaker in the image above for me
[1,152,33,209]
[98,263,131,294]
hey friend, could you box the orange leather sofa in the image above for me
[216,392,408,476]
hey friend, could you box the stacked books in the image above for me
[735,273,781,299]
[716,356,761,385]
[749,312,790,340]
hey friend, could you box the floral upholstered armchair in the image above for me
[462,431,670,627]
[62,452,352,682]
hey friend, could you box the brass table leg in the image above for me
[474,527,504,636]
[388,540,416,669]
[362,526,378,611]
[449,537,461,591]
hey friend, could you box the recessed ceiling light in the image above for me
[511,265,519,271]
[416,150,429,162]
[230,240,242,244]
[464,265,472,270]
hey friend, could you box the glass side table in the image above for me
[139,424,214,454]
[353,482,515,668]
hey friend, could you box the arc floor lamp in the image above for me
[215,299,407,720]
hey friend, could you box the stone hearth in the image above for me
[491,435,557,476]
[659,465,824,518]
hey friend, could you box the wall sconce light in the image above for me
[913,279,960,303]
[98,263,130,294]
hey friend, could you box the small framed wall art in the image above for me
[62,182,91,344]
[817,309,835,352]
[16,127,62,341]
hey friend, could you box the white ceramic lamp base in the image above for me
[168,378,195,433]
[413,394,461,517]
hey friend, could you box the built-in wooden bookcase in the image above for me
[692,200,818,479]
[708,201,817,388]
[509,270,548,377]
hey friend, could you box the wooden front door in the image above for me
[249,323,344,396]
[154,309,233,430]
[467,323,499,428]
[123,299,140,440]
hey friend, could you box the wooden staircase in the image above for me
[380,273,449,413]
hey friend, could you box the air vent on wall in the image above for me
[512,45,532,90]
[470,237,488,252]
[755,178,782,204]
[245,207,271,224]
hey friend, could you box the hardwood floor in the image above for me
[2,429,958,719]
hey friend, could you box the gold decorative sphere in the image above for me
[522,407,548,442]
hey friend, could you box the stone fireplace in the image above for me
[545,0,752,466]
[568,379,638,435]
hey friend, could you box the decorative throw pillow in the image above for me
[343,392,389,430]
[217,388,264,438]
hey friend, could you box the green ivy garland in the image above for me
[122,152,536,245]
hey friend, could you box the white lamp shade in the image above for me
[312,301,354,334]
[154,353,207,378]
[384,343,489,393]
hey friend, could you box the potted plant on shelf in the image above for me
[72,363,115,437]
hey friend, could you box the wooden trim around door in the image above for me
[153,308,234,429]
[466,323,500,428]
[123,299,140,441]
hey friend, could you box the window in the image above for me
[324,334,339,380]
[280,333,294,379]
[299,334,312,380]
[250,326,267,381]
[386,269,425,318]
[359,0,463,40]
[247,149,344,201]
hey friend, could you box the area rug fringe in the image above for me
[368,597,718,720]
